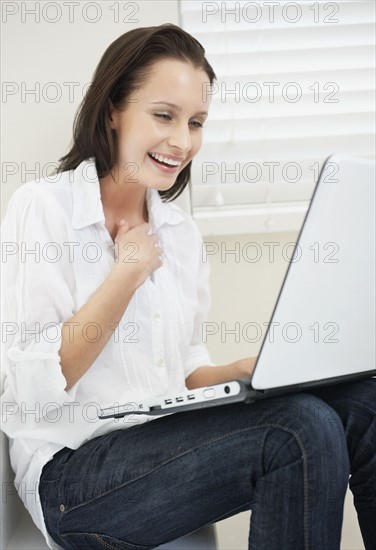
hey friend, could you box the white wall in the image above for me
[0,2,365,549]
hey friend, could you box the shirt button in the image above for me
[154,313,161,322]
[157,358,165,367]
[60,504,65,512]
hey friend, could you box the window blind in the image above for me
[179,0,375,234]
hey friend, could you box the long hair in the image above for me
[57,23,216,201]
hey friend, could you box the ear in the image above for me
[108,99,118,130]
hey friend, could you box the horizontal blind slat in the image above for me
[179,0,375,209]
[181,1,375,30]
[207,69,375,96]
[193,135,375,160]
[209,46,374,76]
[207,91,375,119]
[190,24,375,54]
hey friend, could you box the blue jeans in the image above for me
[39,378,376,550]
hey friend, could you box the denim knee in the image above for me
[249,394,351,549]
[259,393,351,483]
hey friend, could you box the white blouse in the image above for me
[0,158,215,549]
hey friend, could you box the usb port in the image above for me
[187,394,195,400]
[164,399,172,405]
[176,397,184,402]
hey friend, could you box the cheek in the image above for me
[191,133,203,157]
[191,130,202,154]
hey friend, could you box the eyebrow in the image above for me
[150,101,208,116]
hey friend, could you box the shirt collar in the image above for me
[71,158,185,232]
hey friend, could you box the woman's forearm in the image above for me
[59,267,140,391]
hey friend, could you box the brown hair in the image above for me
[57,23,216,201]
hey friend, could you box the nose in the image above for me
[167,122,192,154]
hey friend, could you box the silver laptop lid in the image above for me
[251,154,375,390]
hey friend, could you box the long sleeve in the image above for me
[1,184,78,431]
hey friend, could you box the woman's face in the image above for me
[109,58,211,190]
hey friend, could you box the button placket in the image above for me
[150,283,165,369]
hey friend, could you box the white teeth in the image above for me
[149,152,180,166]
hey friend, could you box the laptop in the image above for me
[98,154,376,420]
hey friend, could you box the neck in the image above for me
[99,169,149,228]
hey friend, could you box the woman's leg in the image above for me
[39,392,350,550]
[308,377,376,550]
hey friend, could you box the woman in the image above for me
[1,24,375,550]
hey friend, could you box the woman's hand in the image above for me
[231,356,258,379]
[185,356,258,390]
[112,220,163,287]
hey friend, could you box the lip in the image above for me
[148,152,185,162]
[147,153,182,174]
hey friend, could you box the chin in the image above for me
[149,179,178,192]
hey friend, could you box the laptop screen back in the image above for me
[251,154,376,390]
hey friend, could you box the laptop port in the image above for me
[176,397,184,402]
[187,394,195,400]
[164,399,172,405]
[224,386,230,394]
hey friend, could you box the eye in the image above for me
[190,120,204,129]
[154,113,172,121]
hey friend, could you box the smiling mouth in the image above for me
[148,152,182,167]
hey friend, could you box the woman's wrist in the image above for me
[109,263,144,293]
[231,357,257,379]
